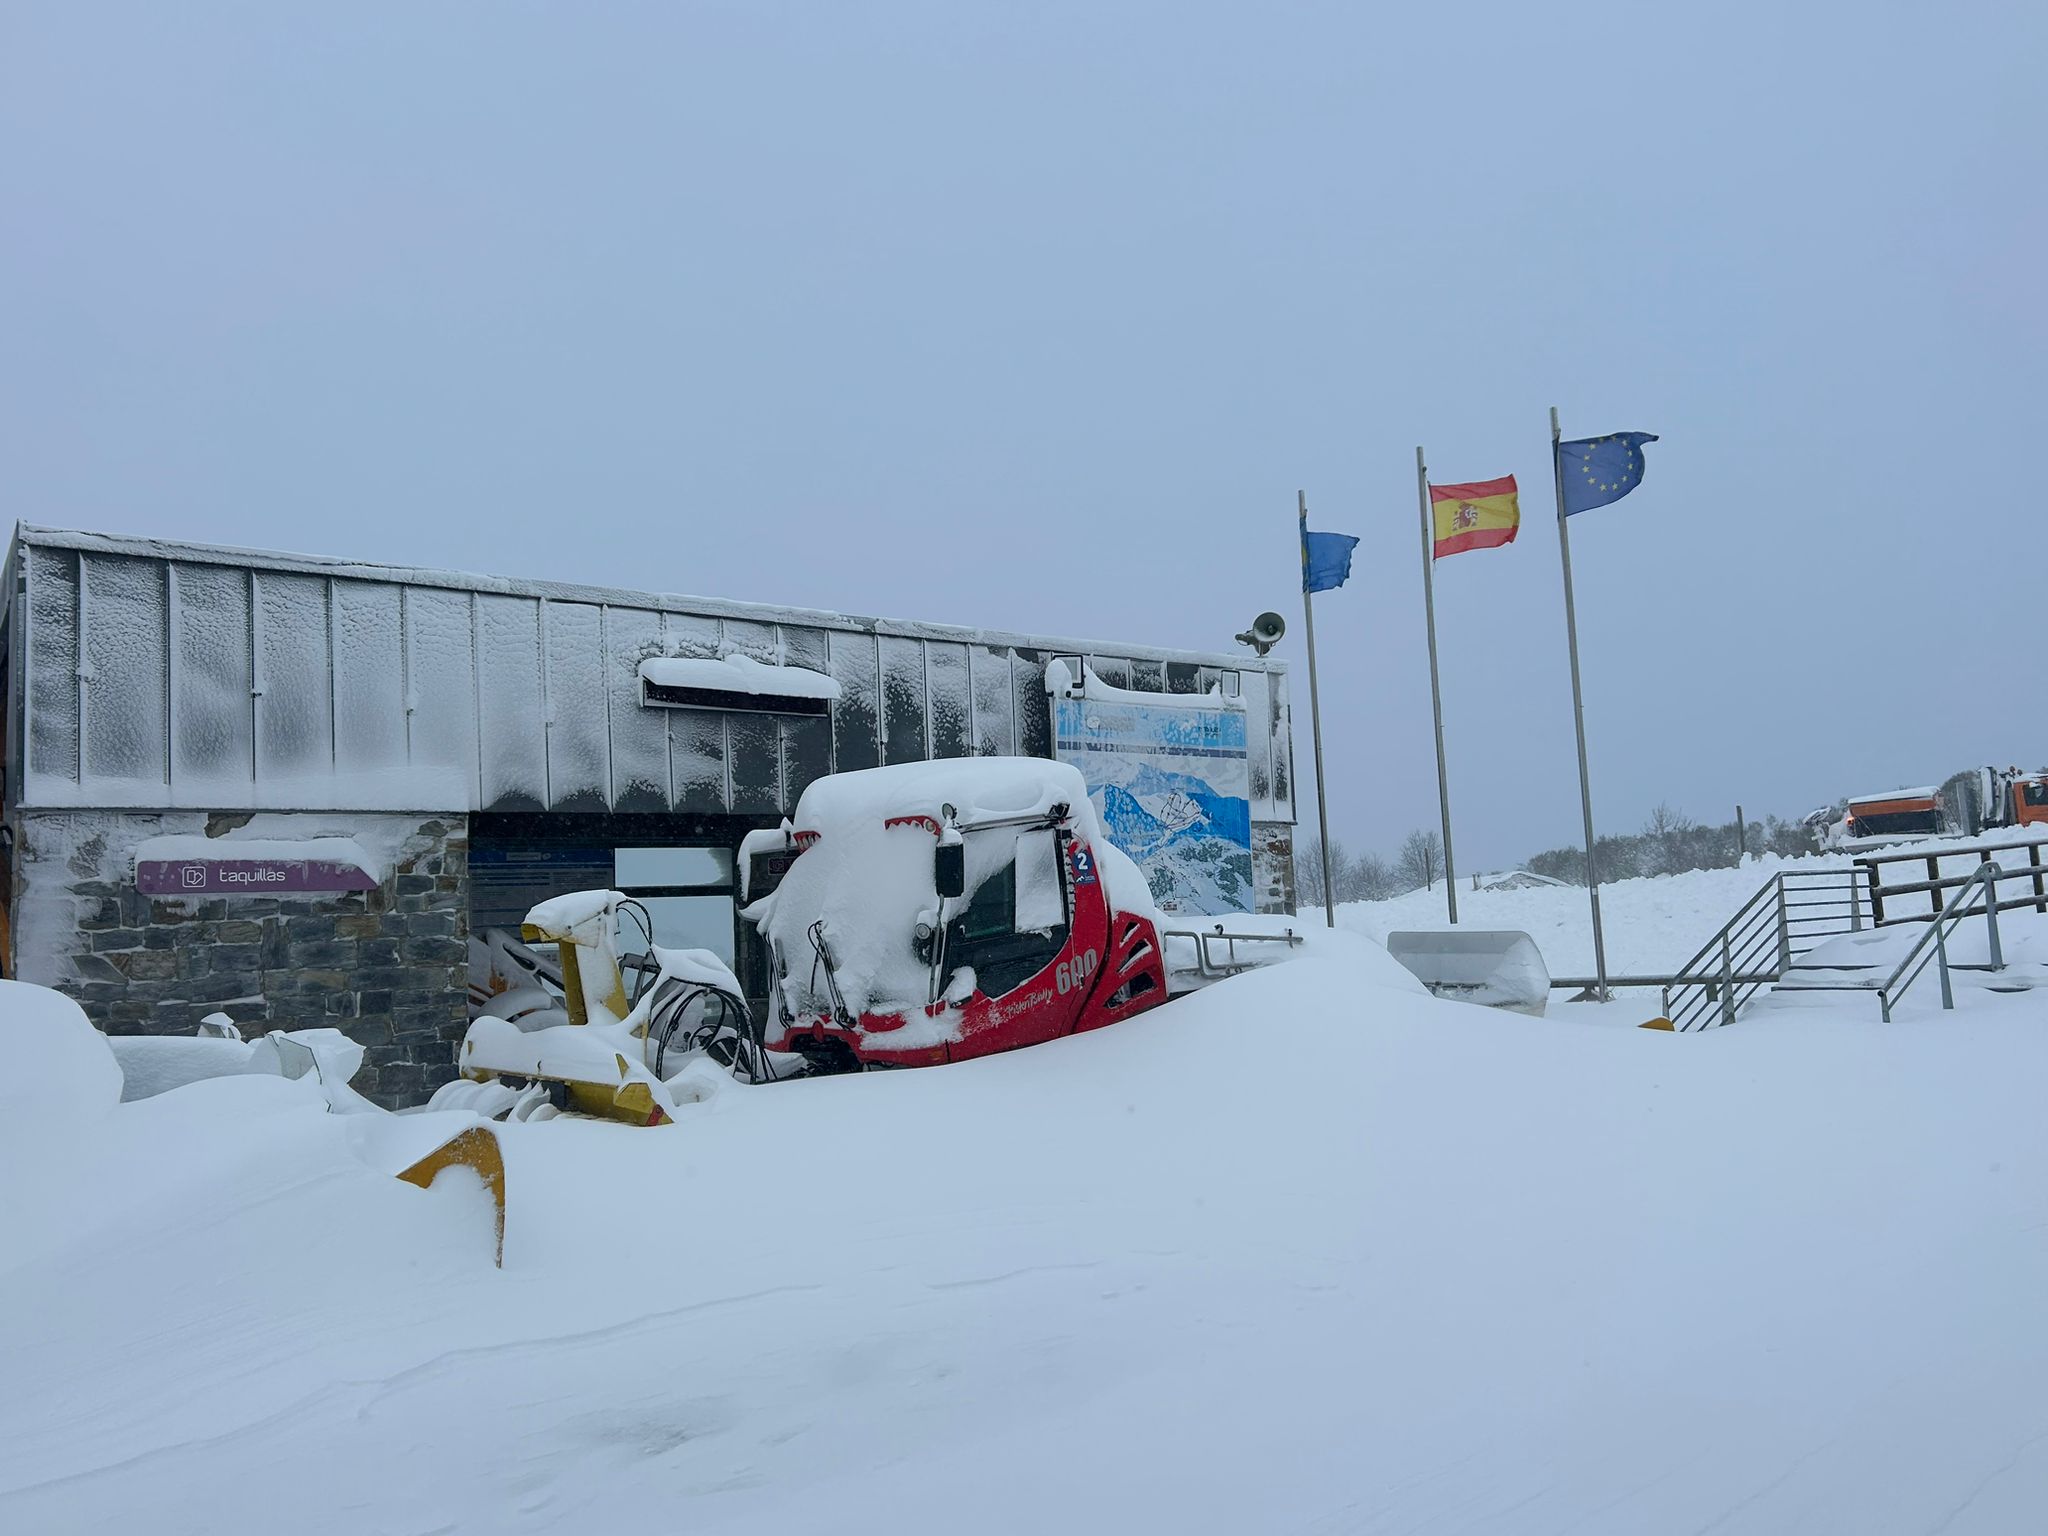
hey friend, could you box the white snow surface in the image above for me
[4,948,2045,1533]
[638,654,842,701]
[0,979,122,1126]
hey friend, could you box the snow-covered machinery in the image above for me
[745,758,1172,1072]
[431,888,760,1125]
[1818,787,1946,851]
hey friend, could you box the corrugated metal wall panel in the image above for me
[879,635,926,767]
[332,581,406,783]
[1267,675,1293,816]
[170,562,253,796]
[24,545,80,787]
[475,594,547,810]
[403,587,479,807]
[780,625,833,807]
[543,601,609,811]
[82,554,169,792]
[662,613,726,812]
[721,618,781,814]
[969,645,1014,757]
[926,642,971,760]
[1012,650,1051,759]
[826,629,880,774]
[254,571,334,784]
[604,607,668,812]
[1240,669,1275,816]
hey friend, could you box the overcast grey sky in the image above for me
[3,2,2041,870]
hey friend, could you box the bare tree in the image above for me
[1397,828,1444,892]
[1351,850,1396,901]
[1641,802,1699,876]
[1294,833,1351,909]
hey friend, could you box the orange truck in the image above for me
[1943,766,2048,837]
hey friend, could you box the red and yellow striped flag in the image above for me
[1429,475,1520,558]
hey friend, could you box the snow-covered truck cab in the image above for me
[745,758,1169,1073]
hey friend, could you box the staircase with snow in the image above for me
[1661,848,2048,1029]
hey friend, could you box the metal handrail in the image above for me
[1662,867,1867,1030]
[1856,837,2048,927]
[1877,863,2007,1022]
[1162,925,1304,980]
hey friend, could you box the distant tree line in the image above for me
[1295,827,1445,904]
[1524,804,1814,887]
[1298,804,1816,906]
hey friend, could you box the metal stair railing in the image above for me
[1661,867,1867,1031]
[1877,863,2006,1021]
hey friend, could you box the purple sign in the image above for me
[136,858,379,896]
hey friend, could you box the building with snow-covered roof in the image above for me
[0,524,1297,1103]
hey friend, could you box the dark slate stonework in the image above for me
[20,812,470,1108]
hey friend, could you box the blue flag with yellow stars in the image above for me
[1302,528,1360,593]
[1557,432,1658,516]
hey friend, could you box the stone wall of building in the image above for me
[11,810,469,1108]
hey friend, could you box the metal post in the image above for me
[1775,874,1792,975]
[1936,922,1954,1010]
[1552,407,1610,1000]
[1416,446,1458,924]
[1298,490,1336,927]
[1736,803,1746,865]
[1849,868,1863,931]
[1719,932,1735,1027]
[1984,866,2004,972]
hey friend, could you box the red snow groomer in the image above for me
[745,758,1170,1072]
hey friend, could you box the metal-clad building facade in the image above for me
[0,526,1295,1105]
[8,527,1293,825]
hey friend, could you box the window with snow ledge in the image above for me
[637,656,840,717]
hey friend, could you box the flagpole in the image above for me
[1551,406,1610,1000]
[1415,447,1458,923]
[1298,489,1336,926]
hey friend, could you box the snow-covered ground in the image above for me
[1305,850,1873,980]
[4,909,2046,1533]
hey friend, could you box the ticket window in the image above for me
[613,847,737,965]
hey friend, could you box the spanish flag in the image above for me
[1429,475,1520,558]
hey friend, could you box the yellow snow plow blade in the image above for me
[397,1125,507,1267]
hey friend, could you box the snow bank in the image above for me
[639,654,842,701]
[0,980,122,1127]
[4,949,2045,1533]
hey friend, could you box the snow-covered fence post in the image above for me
[1983,865,2004,973]
[1775,875,1791,976]
[1719,932,1735,1027]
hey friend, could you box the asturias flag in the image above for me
[1558,432,1658,516]
[1302,528,1360,593]
[1429,475,1520,558]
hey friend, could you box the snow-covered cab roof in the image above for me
[790,757,1091,838]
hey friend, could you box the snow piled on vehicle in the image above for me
[749,756,1157,1021]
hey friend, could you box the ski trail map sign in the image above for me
[1050,665,1254,916]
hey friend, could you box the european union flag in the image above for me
[1558,432,1658,516]
[1302,529,1359,594]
